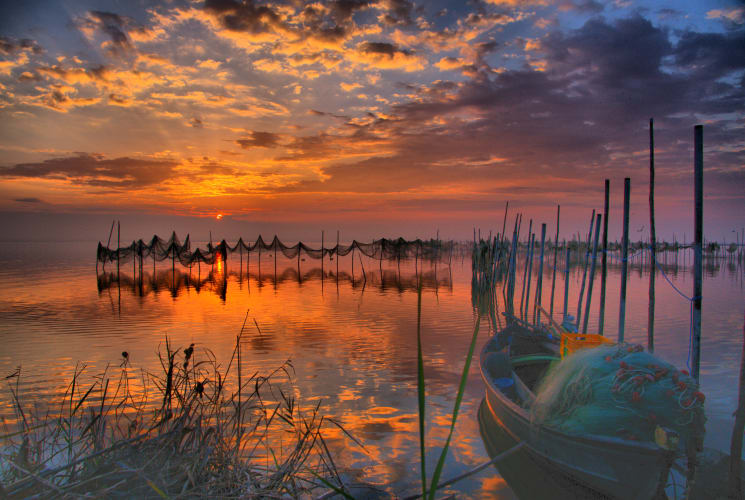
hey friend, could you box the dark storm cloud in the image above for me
[0,36,42,55]
[673,30,745,77]
[13,197,43,203]
[359,41,411,57]
[204,0,283,33]
[329,0,372,23]
[381,0,415,26]
[76,11,136,55]
[464,11,510,27]
[236,131,281,149]
[270,14,743,199]
[561,0,605,14]
[542,16,671,88]
[435,14,744,124]
[107,93,128,105]
[0,154,179,189]
[204,0,370,47]
[309,109,350,120]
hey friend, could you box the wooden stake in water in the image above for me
[582,213,602,333]
[524,232,535,322]
[599,180,610,335]
[619,177,631,342]
[321,230,324,282]
[549,205,560,319]
[575,210,596,330]
[519,219,533,320]
[649,118,657,351]
[500,201,509,254]
[692,125,703,380]
[535,224,547,325]
[117,220,120,281]
[563,245,571,321]
[505,218,520,316]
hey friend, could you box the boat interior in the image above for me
[483,324,560,407]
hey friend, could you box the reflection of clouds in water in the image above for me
[2,244,744,498]
[479,475,513,499]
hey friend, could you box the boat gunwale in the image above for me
[479,334,668,456]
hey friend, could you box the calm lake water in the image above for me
[0,240,743,498]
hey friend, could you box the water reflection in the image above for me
[0,241,743,499]
[96,264,454,300]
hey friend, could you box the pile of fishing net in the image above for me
[530,344,706,448]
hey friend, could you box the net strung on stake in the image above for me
[530,344,706,450]
[97,232,454,267]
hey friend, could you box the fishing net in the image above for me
[97,233,455,268]
[530,344,706,449]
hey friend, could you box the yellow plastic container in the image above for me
[560,333,614,359]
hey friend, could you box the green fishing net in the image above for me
[530,344,706,449]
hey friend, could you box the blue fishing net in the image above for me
[530,344,706,449]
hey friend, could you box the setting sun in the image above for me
[216,214,223,220]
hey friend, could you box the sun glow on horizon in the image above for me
[216,214,223,220]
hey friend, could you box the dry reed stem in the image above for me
[1,327,351,499]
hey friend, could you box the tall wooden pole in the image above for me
[582,213,602,333]
[549,205,560,319]
[692,125,703,380]
[321,230,324,281]
[576,210,596,330]
[520,219,533,319]
[649,118,657,351]
[524,232,535,322]
[599,180,610,335]
[117,220,120,281]
[535,223,546,325]
[500,201,509,256]
[563,245,571,321]
[505,215,519,317]
[619,178,631,342]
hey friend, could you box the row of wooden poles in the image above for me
[483,123,706,383]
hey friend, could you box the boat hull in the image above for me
[481,336,673,499]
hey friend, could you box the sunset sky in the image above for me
[1,0,743,242]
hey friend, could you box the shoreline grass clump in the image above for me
[1,330,352,499]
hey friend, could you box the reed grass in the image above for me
[1,325,352,499]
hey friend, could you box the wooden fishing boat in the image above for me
[480,321,674,499]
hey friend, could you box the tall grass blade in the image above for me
[416,281,427,499]
[427,314,481,500]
